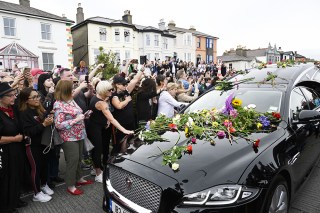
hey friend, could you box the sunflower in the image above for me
[232,98,242,107]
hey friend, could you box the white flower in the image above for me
[186,117,194,127]
[243,106,248,110]
[247,104,256,109]
[138,132,144,141]
[172,163,179,171]
[172,115,181,124]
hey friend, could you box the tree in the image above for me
[94,47,119,79]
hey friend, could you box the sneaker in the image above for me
[81,162,91,171]
[33,192,52,202]
[41,184,54,195]
[90,168,96,176]
[95,172,103,183]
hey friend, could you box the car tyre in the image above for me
[263,175,289,213]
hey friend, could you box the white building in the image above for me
[72,9,176,66]
[0,0,74,70]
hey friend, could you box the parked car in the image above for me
[103,63,320,213]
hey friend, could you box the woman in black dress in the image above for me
[0,83,26,213]
[87,81,133,183]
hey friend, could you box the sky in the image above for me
[5,0,320,60]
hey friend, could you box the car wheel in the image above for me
[264,176,289,213]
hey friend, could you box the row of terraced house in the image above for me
[0,0,218,71]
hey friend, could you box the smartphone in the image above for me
[84,110,93,119]
[56,65,61,68]
[85,75,89,83]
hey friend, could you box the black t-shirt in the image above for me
[88,95,108,127]
[110,90,134,125]
[74,90,88,112]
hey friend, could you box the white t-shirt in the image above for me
[157,91,187,118]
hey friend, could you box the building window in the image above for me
[3,17,16,36]
[93,48,100,62]
[125,50,130,60]
[115,28,120,41]
[154,35,159,46]
[184,34,192,46]
[163,38,168,49]
[99,27,107,41]
[155,53,160,60]
[124,29,130,42]
[229,63,233,70]
[184,53,191,62]
[41,23,51,40]
[209,39,213,48]
[146,53,151,61]
[197,37,201,48]
[42,53,54,71]
[146,34,150,46]
[114,50,120,63]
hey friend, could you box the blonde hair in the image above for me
[54,80,73,101]
[96,80,113,96]
[166,82,178,91]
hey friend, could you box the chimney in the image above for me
[158,19,166,31]
[76,3,84,24]
[168,20,176,29]
[19,0,30,7]
[122,10,132,24]
[189,25,196,31]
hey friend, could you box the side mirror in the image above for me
[297,110,320,123]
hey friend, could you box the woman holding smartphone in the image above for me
[19,87,54,202]
[87,81,134,183]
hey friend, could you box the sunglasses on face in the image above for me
[108,89,114,92]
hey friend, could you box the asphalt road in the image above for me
[19,153,320,213]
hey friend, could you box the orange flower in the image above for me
[168,123,177,131]
[186,145,192,153]
[229,127,236,133]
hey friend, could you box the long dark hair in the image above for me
[38,73,52,96]
[19,87,45,119]
[137,78,156,94]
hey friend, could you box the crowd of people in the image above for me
[0,58,228,213]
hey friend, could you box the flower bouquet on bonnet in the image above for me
[136,93,282,171]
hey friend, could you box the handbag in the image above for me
[41,125,53,147]
[84,137,94,152]
[53,128,64,146]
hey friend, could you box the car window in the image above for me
[290,87,309,120]
[300,87,320,110]
[184,89,282,113]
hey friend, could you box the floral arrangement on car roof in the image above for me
[137,93,282,171]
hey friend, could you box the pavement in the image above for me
[19,152,320,213]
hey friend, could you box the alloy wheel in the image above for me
[269,184,288,213]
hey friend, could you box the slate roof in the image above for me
[167,25,218,39]
[217,55,255,62]
[245,48,267,57]
[0,0,74,23]
[72,16,176,38]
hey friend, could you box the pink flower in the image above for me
[230,109,238,118]
[191,137,197,144]
[223,120,232,127]
[217,131,226,139]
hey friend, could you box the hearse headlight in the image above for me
[182,185,258,205]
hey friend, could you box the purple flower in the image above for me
[222,93,234,115]
[145,121,150,130]
[217,131,226,139]
[259,116,270,127]
[230,109,238,118]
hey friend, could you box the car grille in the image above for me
[109,165,162,213]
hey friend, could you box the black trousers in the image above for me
[0,143,25,212]
[25,145,48,194]
[111,123,134,155]
[87,123,112,170]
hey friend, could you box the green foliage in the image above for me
[94,47,119,79]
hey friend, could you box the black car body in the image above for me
[103,63,320,213]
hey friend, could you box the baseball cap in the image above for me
[31,68,45,76]
[113,75,127,85]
